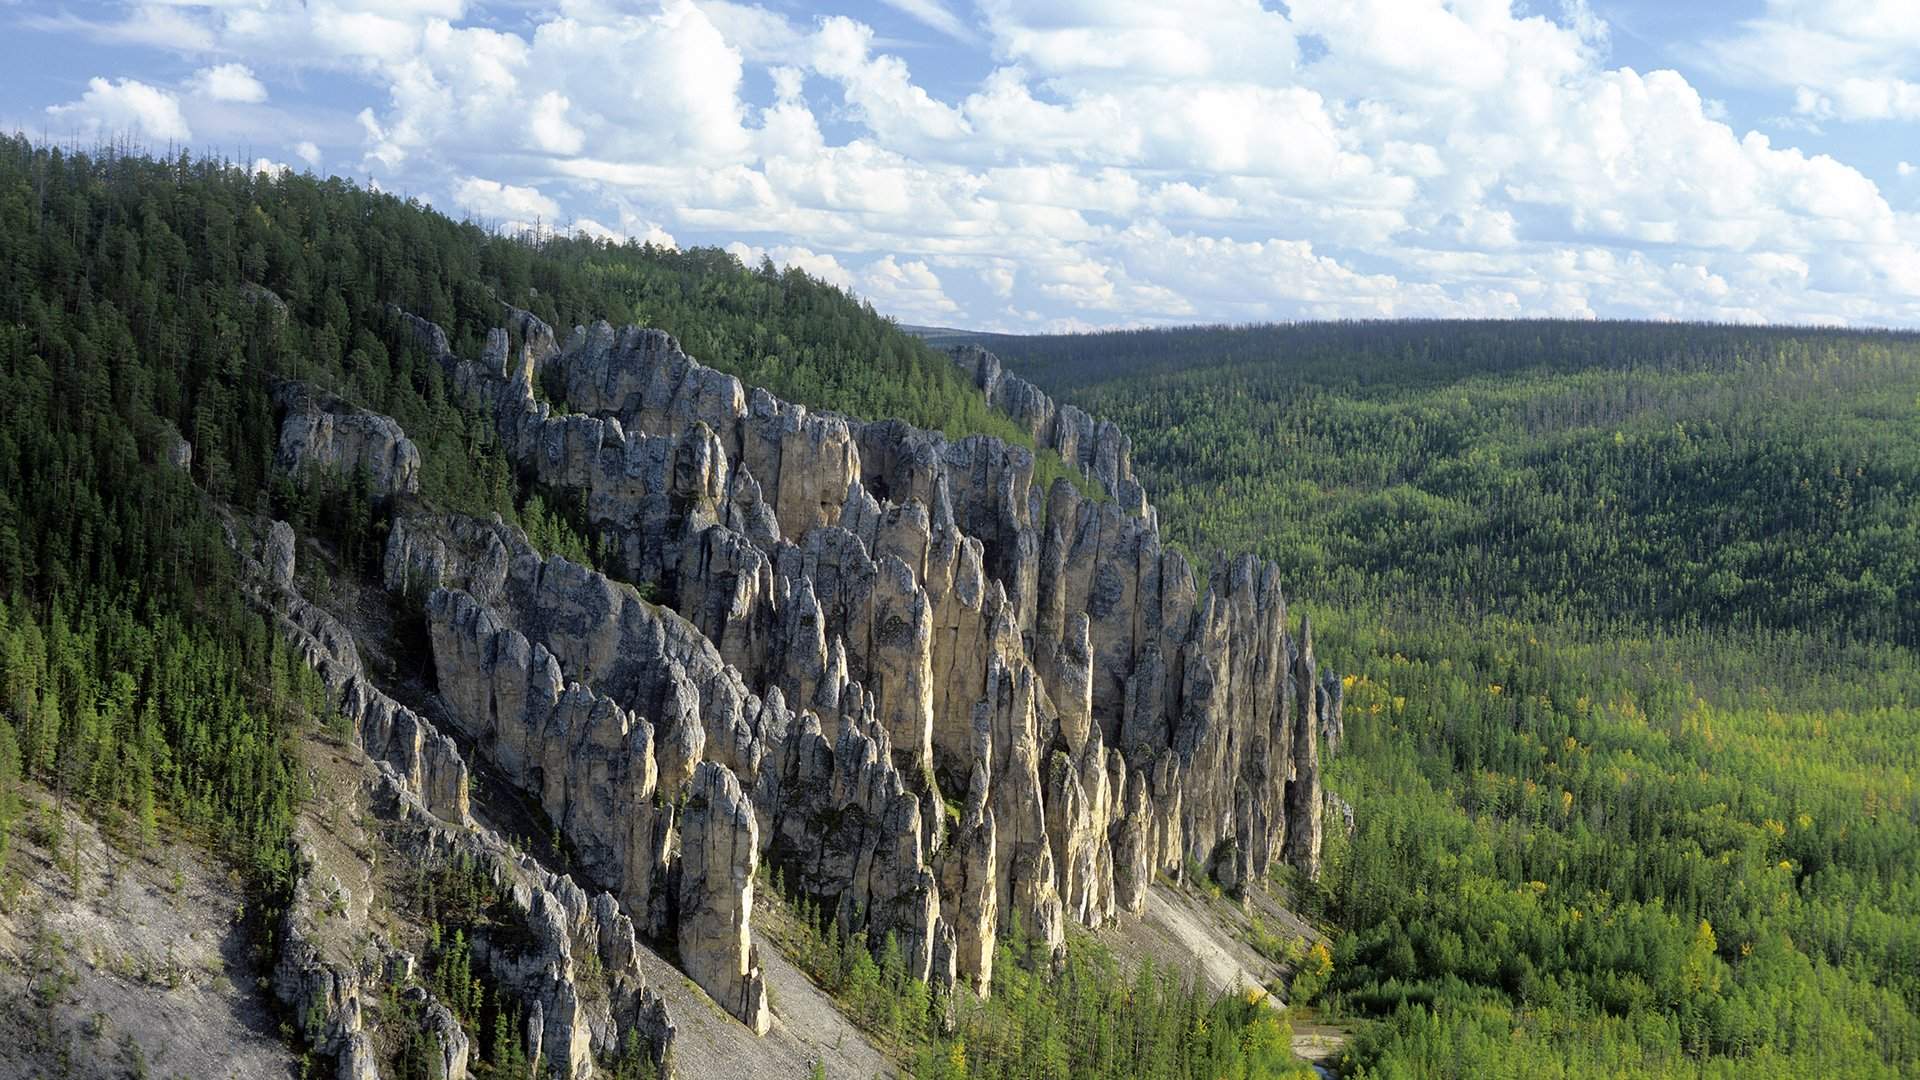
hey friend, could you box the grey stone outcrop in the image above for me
[273,382,421,497]
[371,309,1340,1030]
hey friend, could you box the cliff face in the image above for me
[273,382,422,497]
[247,520,472,826]
[382,302,1330,1014]
[235,515,677,1079]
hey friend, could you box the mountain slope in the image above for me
[0,140,1320,1080]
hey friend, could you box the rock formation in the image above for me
[369,303,1339,1028]
[948,345,1148,519]
[270,840,383,1080]
[401,512,956,1011]
[1283,616,1324,882]
[358,763,678,1080]
[273,381,422,497]
[1324,790,1356,840]
[677,761,773,1035]
[270,824,485,1080]
[234,513,676,1078]
[1318,671,1345,759]
[159,420,193,472]
[241,517,472,824]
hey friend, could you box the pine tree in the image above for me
[0,717,19,870]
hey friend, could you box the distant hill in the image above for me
[984,319,1920,645]
[898,323,992,346]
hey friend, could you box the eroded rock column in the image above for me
[678,761,773,1035]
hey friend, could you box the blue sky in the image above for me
[8,1,1920,329]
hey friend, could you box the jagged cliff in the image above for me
[231,512,678,1079]
[361,299,1329,1021]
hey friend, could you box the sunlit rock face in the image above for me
[237,511,675,1078]
[375,307,1331,1028]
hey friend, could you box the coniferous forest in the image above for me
[14,0,1920,1075]
[946,322,1920,1078]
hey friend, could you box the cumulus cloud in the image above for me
[190,63,267,103]
[577,215,678,249]
[46,77,191,142]
[453,176,561,224]
[634,222,680,249]
[530,92,585,156]
[811,16,971,143]
[27,0,1920,327]
[860,255,960,319]
[726,241,855,288]
[1704,0,1920,121]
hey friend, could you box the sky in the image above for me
[8,1,1920,331]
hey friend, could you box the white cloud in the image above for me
[356,108,404,169]
[726,241,855,288]
[190,63,267,103]
[860,255,960,319]
[812,16,970,143]
[59,0,749,172]
[635,222,679,249]
[577,215,678,249]
[879,0,977,43]
[778,246,854,288]
[530,92,585,156]
[22,6,216,51]
[692,1,806,64]
[522,4,752,164]
[1704,1,1920,121]
[46,77,191,142]
[576,218,623,243]
[453,176,561,223]
[251,157,290,177]
[33,0,1920,327]
[977,0,1298,84]
[980,263,1017,297]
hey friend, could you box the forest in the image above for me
[937,321,1920,645]
[970,322,1920,1078]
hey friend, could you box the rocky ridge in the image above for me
[232,516,677,1078]
[374,300,1332,1021]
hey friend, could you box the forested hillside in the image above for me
[973,323,1920,1078]
[8,131,1916,1079]
[0,138,1032,872]
[0,139,1292,1080]
[940,321,1920,645]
